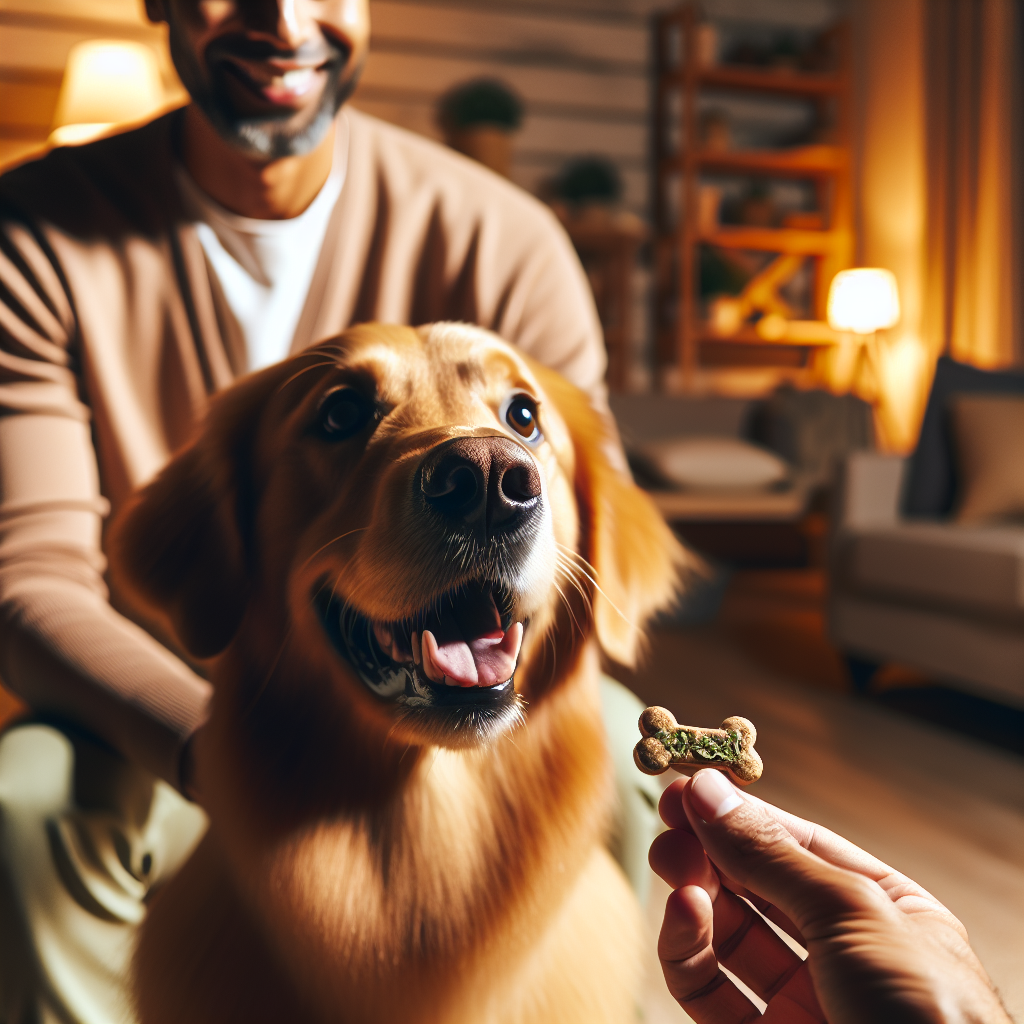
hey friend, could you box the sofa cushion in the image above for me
[635,437,789,490]
[903,357,1024,518]
[951,395,1024,524]
[844,522,1024,616]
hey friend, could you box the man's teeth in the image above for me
[276,68,316,93]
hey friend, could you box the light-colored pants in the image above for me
[0,725,206,1024]
[0,679,658,1024]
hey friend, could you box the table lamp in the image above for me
[50,40,164,147]
[826,268,900,395]
[827,268,900,335]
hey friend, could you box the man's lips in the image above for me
[220,57,328,107]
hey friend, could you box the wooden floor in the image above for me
[621,576,1024,1023]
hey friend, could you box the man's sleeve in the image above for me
[0,212,210,790]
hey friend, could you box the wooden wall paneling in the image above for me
[386,0,665,18]
[0,0,149,22]
[0,4,183,165]
[358,52,647,116]
[0,0,657,387]
[348,97,647,157]
[369,1,648,65]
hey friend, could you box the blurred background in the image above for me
[1,2,1022,1020]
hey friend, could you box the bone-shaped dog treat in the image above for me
[633,706,762,785]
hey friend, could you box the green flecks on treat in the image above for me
[655,728,743,764]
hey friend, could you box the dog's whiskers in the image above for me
[551,577,587,642]
[554,555,593,611]
[555,541,635,629]
[299,526,371,573]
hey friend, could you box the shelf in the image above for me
[651,7,852,390]
[658,145,846,177]
[698,66,844,96]
[700,145,845,176]
[700,226,843,255]
[699,322,838,347]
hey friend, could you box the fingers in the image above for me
[652,826,821,1018]
[649,828,718,893]
[658,885,823,1023]
[713,867,806,946]
[681,771,890,937]
[658,777,694,831]
[658,886,761,1023]
[662,771,893,881]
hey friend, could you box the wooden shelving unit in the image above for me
[652,4,854,389]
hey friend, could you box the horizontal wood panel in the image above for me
[379,0,663,22]
[0,81,60,130]
[360,49,647,116]
[0,0,147,26]
[703,0,842,28]
[351,96,646,158]
[370,1,648,68]
[0,138,46,169]
[2,1,656,216]
[0,24,168,72]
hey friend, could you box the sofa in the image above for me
[828,358,1024,708]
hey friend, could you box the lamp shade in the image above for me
[50,41,163,146]
[826,268,901,334]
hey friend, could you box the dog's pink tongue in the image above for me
[428,623,523,687]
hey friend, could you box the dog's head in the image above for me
[110,323,684,751]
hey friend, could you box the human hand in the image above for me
[649,770,1012,1024]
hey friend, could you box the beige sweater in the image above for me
[0,107,607,788]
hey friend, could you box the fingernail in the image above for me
[690,770,742,821]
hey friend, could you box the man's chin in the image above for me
[221,102,339,160]
[187,56,362,160]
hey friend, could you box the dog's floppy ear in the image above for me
[532,366,691,667]
[108,371,279,659]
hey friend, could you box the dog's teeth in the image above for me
[411,631,422,666]
[420,630,446,683]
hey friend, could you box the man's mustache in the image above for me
[205,33,345,68]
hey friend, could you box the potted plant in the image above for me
[437,78,523,178]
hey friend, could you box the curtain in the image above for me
[851,0,1021,451]
[924,0,1022,370]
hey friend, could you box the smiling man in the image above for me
[0,3,636,1022]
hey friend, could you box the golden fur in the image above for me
[109,323,685,1024]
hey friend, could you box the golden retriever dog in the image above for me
[109,322,684,1024]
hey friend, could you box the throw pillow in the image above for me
[951,395,1024,524]
[635,437,790,490]
[903,356,1024,518]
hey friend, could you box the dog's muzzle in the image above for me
[317,436,545,743]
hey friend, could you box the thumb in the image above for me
[683,770,882,936]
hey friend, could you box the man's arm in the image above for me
[0,212,210,790]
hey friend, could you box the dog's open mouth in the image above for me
[316,580,527,741]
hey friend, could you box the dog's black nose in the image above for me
[420,436,542,533]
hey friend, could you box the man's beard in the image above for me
[167,20,363,160]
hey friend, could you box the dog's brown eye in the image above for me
[319,388,374,439]
[504,394,541,444]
